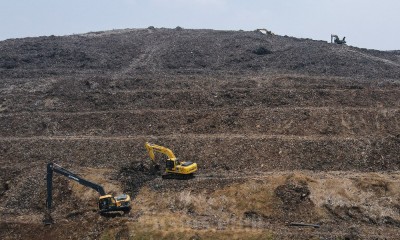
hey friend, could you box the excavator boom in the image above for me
[46,163,106,210]
[145,142,176,161]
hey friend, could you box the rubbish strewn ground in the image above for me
[0,28,400,239]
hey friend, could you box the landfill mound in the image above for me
[0,28,400,239]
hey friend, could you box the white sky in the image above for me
[0,0,399,50]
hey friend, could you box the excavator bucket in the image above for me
[154,164,160,171]
[43,212,54,225]
[151,163,161,173]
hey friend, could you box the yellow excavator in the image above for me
[145,142,197,179]
[44,163,131,224]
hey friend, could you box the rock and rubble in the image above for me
[0,28,399,239]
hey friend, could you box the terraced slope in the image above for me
[0,28,400,239]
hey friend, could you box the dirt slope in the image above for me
[0,28,400,239]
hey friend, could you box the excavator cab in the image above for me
[98,194,130,213]
[98,195,116,210]
[166,159,175,170]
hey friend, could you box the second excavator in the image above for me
[145,142,197,179]
[44,163,131,224]
[331,34,346,44]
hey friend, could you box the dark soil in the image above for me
[0,28,399,239]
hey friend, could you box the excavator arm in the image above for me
[145,142,177,162]
[46,163,106,210]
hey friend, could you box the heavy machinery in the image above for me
[44,163,131,224]
[256,28,274,35]
[145,142,197,179]
[331,34,346,44]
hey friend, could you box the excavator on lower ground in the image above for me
[44,163,131,224]
[145,142,197,179]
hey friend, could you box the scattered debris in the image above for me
[1,28,399,239]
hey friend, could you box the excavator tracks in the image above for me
[161,173,194,180]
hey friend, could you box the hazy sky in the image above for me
[1,0,399,50]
